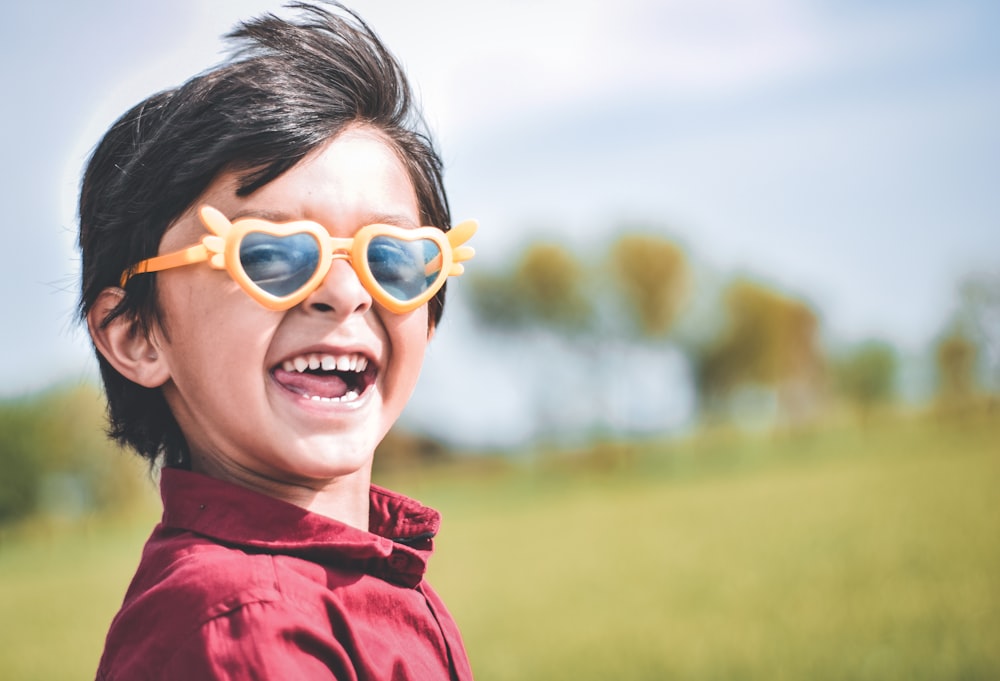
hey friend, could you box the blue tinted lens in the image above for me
[240,232,320,297]
[367,236,441,301]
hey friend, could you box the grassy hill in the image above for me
[1,414,997,679]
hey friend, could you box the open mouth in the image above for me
[271,352,376,403]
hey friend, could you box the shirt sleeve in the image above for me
[158,599,357,681]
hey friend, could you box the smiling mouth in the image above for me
[272,352,376,403]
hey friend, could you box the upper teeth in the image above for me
[282,353,369,373]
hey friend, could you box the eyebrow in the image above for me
[230,208,293,223]
[362,213,420,229]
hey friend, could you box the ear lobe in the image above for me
[87,287,171,388]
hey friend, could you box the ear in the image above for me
[87,287,171,388]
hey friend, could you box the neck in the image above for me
[190,455,373,531]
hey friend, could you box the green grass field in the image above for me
[1,415,997,679]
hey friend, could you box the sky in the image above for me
[2,0,998,446]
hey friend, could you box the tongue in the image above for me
[273,368,349,399]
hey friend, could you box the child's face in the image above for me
[148,127,430,486]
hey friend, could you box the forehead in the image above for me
[160,127,420,251]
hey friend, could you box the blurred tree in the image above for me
[465,242,596,442]
[935,329,978,409]
[516,243,596,440]
[467,243,593,335]
[696,278,825,425]
[834,340,897,423]
[608,233,689,339]
[467,269,529,331]
[0,402,44,524]
[602,232,690,435]
[0,384,148,526]
[515,242,594,335]
[954,271,1000,396]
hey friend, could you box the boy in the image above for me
[79,3,476,679]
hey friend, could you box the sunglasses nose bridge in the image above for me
[321,250,356,283]
[320,250,368,292]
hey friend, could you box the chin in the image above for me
[287,439,376,480]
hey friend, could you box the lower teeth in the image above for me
[303,390,360,403]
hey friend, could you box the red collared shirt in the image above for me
[96,468,473,680]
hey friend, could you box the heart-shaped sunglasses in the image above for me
[120,206,477,313]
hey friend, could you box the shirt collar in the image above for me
[159,468,439,588]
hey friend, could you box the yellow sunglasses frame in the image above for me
[119,206,477,313]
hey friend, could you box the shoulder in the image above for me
[132,529,284,619]
[98,530,347,679]
[100,597,355,680]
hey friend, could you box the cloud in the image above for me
[378,0,981,144]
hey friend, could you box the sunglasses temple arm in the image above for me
[120,243,212,287]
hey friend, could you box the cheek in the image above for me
[156,278,277,381]
[385,311,430,393]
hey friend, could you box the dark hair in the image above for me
[78,1,451,468]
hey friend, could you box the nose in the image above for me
[304,257,372,319]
